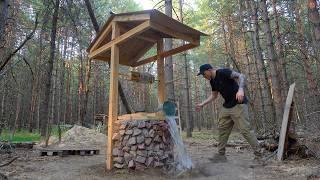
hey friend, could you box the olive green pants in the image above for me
[217,104,259,155]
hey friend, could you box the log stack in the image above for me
[112,120,174,170]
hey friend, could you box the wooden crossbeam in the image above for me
[127,44,155,65]
[89,20,151,59]
[90,23,112,53]
[132,42,199,67]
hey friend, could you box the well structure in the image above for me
[87,9,206,170]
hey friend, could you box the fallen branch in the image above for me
[0,156,18,167]
[0,14,38,73]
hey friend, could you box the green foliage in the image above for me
[1,127,69,142]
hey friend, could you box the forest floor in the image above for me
[1,131,320,180]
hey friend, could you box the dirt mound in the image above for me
[48,125,107,150]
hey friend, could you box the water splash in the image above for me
[166,116,193,175]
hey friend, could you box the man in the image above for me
[195,64,262,161]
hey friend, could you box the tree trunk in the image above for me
[0,86,6,135]
[248,0,277,134]
[57,29,68,127]
[179,0,192,137]
[11,90,22,140]
[260,0,283,128]
[164,0,175,102]
[271,0,289,95]
[64,62,71,124]
[294,1,318,96]
[83,0,132,114]
[40,0,60,140]
[0,0,9,47]
[239,0,265,133]
[308,0,320,43]
[308,0,320,78]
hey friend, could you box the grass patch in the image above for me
[181,130,243,141]
[181,130,219,140]
[1,126,71,142]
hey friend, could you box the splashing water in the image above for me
[166,116,193,174]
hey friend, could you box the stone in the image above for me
[162,135,167,143]
[123,135,130,141]
[135,162,146,171]
[112,148,120,156]
[128,160,135,168]
[122,146,130,152]
[121,139,128,146]
[147,150,154,156]
[112,133,120,141]
[137,121,146,128]
[149,129,155,137]
[146,122,152,129]
[137,150,148,157]
[119,130,125,135]
[118,150,124,157]
[135,156,146,164]
[113,157,124,164]
[128,121,138,128]
[131,145,137,151]
[119,123,127,130]
[156,150,163,156]
[130,150,137,157]
[138,143,145,150]
[151,121,160,125]
[154,144,160,151]
[160,153,168,160]
[153,125,159,130]
[114,163,125,169]
[133,128,142,136]
[145,138,152,145]
[159,143,164,149]
[125,129,133,135]
[127,137,136,145]
[124,152,133,163]
[153,135,161,142]
[154,161,164,167]
[136,135,145,144]
[142,128,149,137]
[146,157,154,167]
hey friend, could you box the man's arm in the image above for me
[230,71,246,90]
[230,70,246,102]
[196,91,218,111]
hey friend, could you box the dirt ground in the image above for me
[1,134,320,180]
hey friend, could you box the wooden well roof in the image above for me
[87,9,207,67]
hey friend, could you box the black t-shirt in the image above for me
[210,68,248,108]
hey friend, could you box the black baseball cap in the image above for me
[197,64,213,76]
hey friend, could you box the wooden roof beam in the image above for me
[90,23,112,53]
[113,13,150,22]
[149,21,199,44]
[89,20,151,59]
[132,41,199,67]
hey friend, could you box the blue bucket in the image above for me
[162,101,176,116]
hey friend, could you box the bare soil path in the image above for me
[1,135,319,180]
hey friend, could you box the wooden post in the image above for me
[106,22,120,170]
[277,83,295,161]
[157,40,166,104]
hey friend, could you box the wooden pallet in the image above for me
[39,149,100,157]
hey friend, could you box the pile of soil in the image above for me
[48,125,107,150]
